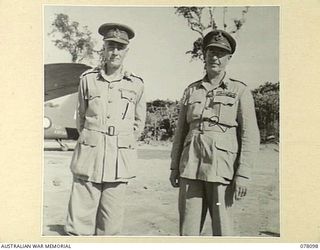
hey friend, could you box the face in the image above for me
[103,41,129,69]
[204,47,232,74]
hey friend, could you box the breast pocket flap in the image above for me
[188,94,202,105]
[89,92,101,100]
[121,89,137,103]
[85,88,101,100]
[214,96,236,105]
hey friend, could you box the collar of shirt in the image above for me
[200,72,229,91]
[97,66,132,82]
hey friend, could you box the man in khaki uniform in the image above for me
[170,30,260,236]
[64,23,146,236]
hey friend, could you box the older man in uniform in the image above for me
[64,23,146,236]
[169,29,260,236]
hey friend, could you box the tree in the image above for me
[143,100,179,141]
[174,7,249,60]
[48,13,98,63]
[252,82,280,142]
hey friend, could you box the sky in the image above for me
[44,6,279,101]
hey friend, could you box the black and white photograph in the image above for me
[43,5,279,237]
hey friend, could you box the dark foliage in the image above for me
[141,82,279,144]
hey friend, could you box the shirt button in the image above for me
[108,100,113,103]
[106,115,111,119]
[109,84,114,89]
[205,106,210,110]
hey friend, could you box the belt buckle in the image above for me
[108,126,115,136]
[208,116,219,127]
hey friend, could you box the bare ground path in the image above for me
[42,141,279,237]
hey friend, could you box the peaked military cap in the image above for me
[202,29,236,54]
[98,23,135,45]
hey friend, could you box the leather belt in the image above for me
[189,120,236,133]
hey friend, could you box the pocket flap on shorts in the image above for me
[118,134,135,149]
[78,129,99,146]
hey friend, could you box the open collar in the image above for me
[200,72,228,91]
[96,66,132,82]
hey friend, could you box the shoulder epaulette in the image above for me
[187,79,202,89]
[80,68,99,78]
[229,78,247,86]
[129,72,144,83]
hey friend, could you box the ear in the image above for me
[124,46,129,55]
[102,44,108,54]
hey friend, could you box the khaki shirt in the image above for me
[70,67,146,183]
[170,73,260,183]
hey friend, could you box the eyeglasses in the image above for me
[105,42,127,51]
[206,47,230,58]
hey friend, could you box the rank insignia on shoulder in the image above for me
[229,78,247,86]
[81,68,99,77]
[125,71,144,83]
[132,74,144,83]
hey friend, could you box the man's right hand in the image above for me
[169,169,180,188]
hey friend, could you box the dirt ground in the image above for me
[42,140,279,237]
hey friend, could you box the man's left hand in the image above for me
[234,176,249,200]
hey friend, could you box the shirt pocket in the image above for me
[179,133,198,172]
[117,134,137,179]
[117,134,136,149]
[70,129,100,178]
[186,92,204,122]
[85,89,101,117]
[213,95,237,126]
[121,89,137,103]
[120,89,137,120]
[214,134,238,180]
[215,134,238,153]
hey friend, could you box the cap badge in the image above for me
[214,32,224,41]
[112,28,121,39]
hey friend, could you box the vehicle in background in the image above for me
[44,63,91,151]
